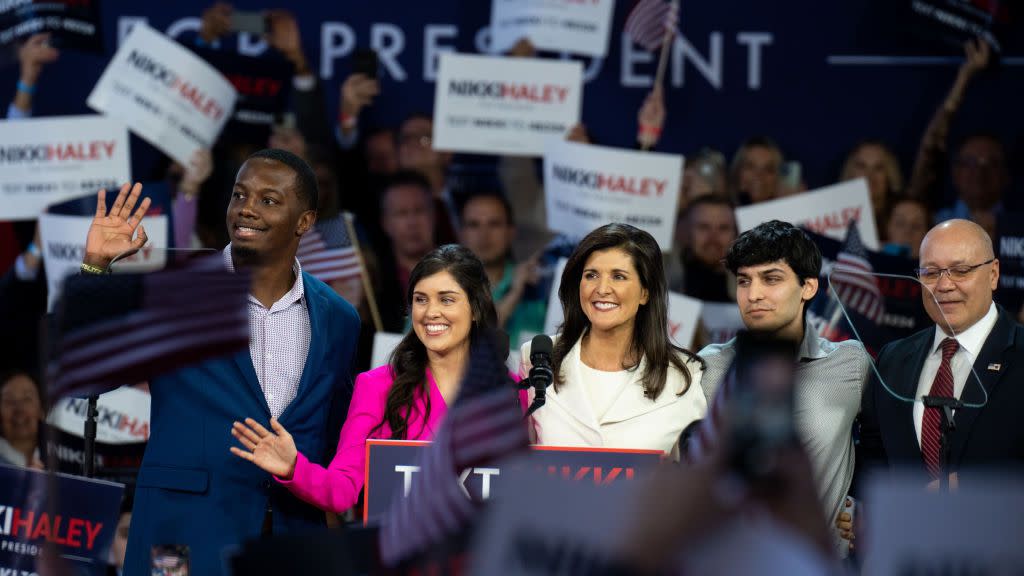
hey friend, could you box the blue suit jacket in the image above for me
[123,272,360,575]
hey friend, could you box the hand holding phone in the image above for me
[725,332,798,486]
[230,11,267,35]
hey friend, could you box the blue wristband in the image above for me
[16,80,35,95]
[26,241,40,257]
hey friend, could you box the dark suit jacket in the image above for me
[859,305,1024,485]
[123,273,360,576]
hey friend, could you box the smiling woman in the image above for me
[519,224,706,458]
[231,244,525,514]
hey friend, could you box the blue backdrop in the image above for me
[5,0,1022,196]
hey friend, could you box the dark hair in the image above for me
[246,148,319,212]
[724,220,822,283]
[379,170,433,215]
[376,244,498,439]
[552,224,701,400]
[684,194,735,220]
[456,191,515,227]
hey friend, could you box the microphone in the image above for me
[524,335,554,418]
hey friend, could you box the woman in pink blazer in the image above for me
[230,244,511,513]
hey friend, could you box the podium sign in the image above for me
[363,440,663,523]
[0,465,124,574]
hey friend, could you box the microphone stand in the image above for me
[516,377,546,419]
[922,395,962,492]
[83,395,98,477]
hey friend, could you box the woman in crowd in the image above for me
[519,224,706,458]
[841,140,904,229]
[230,244,510,513]
[0,370,45,468]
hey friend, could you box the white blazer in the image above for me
[519,334,706,457]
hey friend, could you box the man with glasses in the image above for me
[859,219,1024,486]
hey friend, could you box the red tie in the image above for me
[921,338,959,478]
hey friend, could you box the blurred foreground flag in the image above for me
[624,0,679,52]
[379,331,527,567]
[51,255,250,398]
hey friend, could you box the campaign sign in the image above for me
[0,116,130,221]
[433,53,582,157]
[490,0,616,57]
[734,178,879,250]
[0,464,123,575]
[700,301,745,346]
[363,440,662,523]
[87,23,237,166]
[39,212,168,312]
[48,387,150,445]
[667,292,701,349]
[194,47,292,140]
[0,0,102,52]
[47,386,150,484]
[995,212,1024,314]
[370,331,406,371]
[545,140,682,251]
[541,257,568,336]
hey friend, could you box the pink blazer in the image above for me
[278,364,526,513]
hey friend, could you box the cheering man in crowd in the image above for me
[691,220,870,556]
[79,149,360,575]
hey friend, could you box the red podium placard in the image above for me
[363,440,663,523]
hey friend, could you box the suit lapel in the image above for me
[233,348,270,418]
[889,331,932,464]
[950,309,1014,466]
[600,357,679,425]
[280,278,327,423]
[546,341,603,443]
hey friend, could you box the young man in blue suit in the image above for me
[80,149,360,575]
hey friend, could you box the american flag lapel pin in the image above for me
[987,363,1001,372]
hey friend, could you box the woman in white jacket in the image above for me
[520,224,706,458]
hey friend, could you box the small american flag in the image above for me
[51,255,250,399]
[296,214,362,283]
[379,332,527,567]
[830,223,884,323]
[624,0,679,52]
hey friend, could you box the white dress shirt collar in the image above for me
[930,302,998,361]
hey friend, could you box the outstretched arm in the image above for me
[82,183,152,271]
[232,370,391,514]
[906,38,990,202]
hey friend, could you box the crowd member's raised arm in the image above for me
[637,86,665,150]
[335,73,380,149]
[906,38,989,202]
[9,33,58,119]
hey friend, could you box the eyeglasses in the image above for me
[914,259,994,283]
